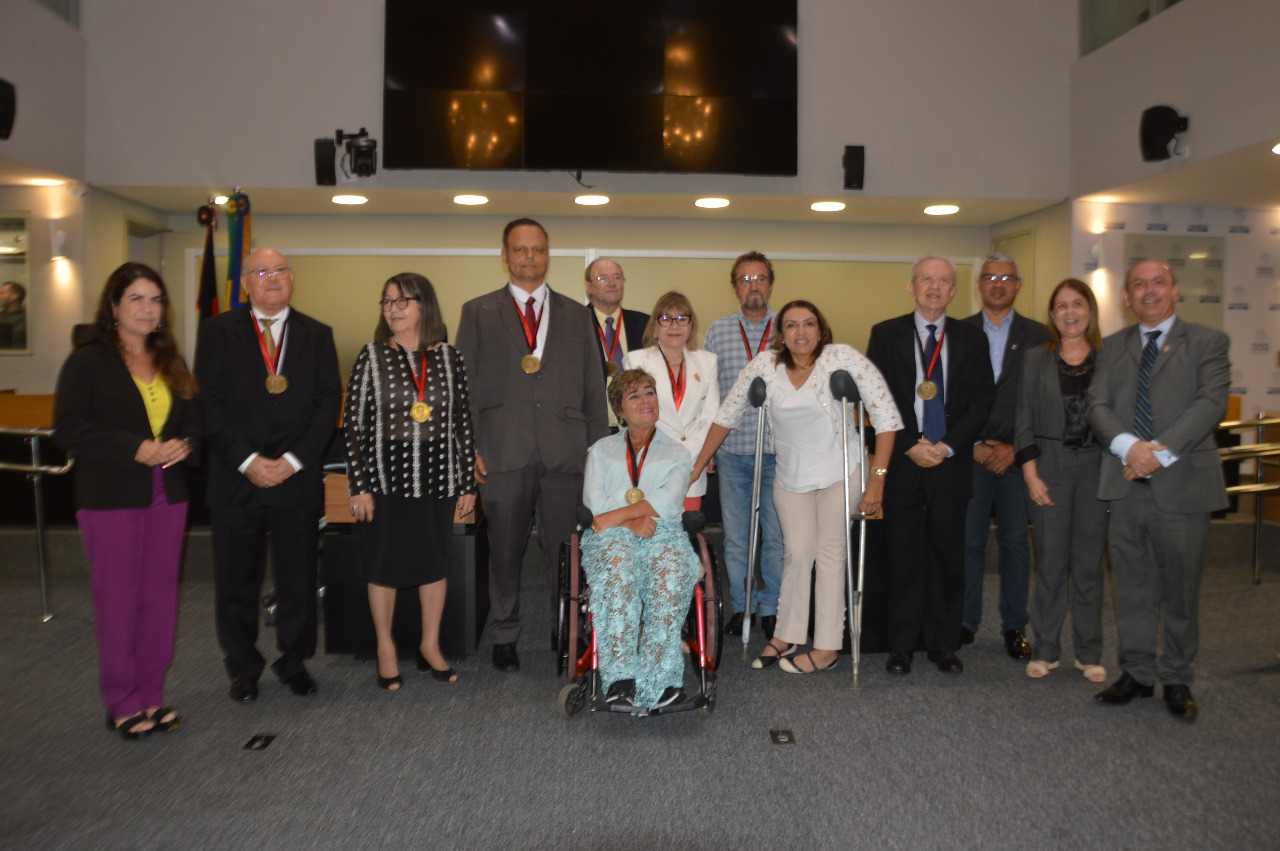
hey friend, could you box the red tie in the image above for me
[524,297,537,344]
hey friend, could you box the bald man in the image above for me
[196,248,341,702]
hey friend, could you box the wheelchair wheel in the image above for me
[556,542,572,676]
[557,682,587,718]
[697,677,717,717]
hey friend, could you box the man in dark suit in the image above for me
[961,254,1049,661]
[196,247,341,702]
[585,257,649,428]
[867,255,995,674]
[456,219,609,672]
[1087,259,1229,722]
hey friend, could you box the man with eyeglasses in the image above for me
[456,218,608,673]
[584,258,649,429]
[703,251,784,639]
[960,254,1049,662]
[195,247,341,702]
[867,255,994,675]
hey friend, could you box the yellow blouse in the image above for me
[132,373,172,439]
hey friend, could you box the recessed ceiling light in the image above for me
[453,194,488,206]
[332,194,368,205]
[575,195,609,206]
[1272,142,1280,155]
[213,195,229,205]
[695,197,730,209]
[0,247,19,254]
[811,201,846,212]
[28,178,65,187]
[924,204,959,216]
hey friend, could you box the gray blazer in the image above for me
[455,286,608,476]
[1014,345,1073,484]
[1085,317,1230,512]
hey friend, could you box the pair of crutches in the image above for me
[740,371,868,688]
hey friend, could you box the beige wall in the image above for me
[989,200,1073,325]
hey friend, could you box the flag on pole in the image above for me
[196,203,219,320]
[224,192,252,310]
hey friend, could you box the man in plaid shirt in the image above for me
[703,251,783,638]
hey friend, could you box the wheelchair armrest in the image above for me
[575,505,595,530]
[682,510,705,534]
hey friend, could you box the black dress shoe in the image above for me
[760,615,777,639]
[1094,672,1154,705]
[959,627,975,645]
[885,652,912,674]
[605,678,636,706]
[282,670,318,696]
[927,651,964,673]
[492,642,520,672]
[1163,684,1198,722]
[724,612,744,636]
[229,676,258,703]
[1003,629,1032,661]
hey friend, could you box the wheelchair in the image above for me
[555,508,722,718]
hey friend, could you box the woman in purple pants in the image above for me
[54,263,199,740]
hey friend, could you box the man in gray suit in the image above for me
[1086,259,1230,722]
[961,254,1049,661]
[456,219,609,673]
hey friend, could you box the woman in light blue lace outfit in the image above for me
[580,369,701,710]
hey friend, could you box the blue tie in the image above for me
[922,323,946,442]
[1133,329,1160,441]
[604,317,623,370]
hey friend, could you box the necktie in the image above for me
[524,297,537,347]
[604,316,623,369]
[260,317,276,361]
[1133,329,1160,441]
[922,323,946,442]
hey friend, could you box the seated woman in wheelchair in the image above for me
[581,368,702,710]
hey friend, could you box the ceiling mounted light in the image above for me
[695,197,729,209]
[811,201,846,212]
[332,194,368,205]
[924,204,959,216]
[28,178,64,187]
[1272,142,1280,155]
[453,194,489,205]
[213,195,229,205]
[575,195,609,206]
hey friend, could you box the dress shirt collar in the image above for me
[509,282,548,311]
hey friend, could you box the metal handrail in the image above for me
[1215,414,1278,585]
[0,426,74,621]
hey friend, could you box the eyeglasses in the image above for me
[247,266,291,279]
[379,296,420,310]
[592,274,625,285]
[979,273,1019,283]
[735,274,770,287]
[657,314,692,327]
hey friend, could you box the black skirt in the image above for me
[355,492,455,588]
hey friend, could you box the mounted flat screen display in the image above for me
[383,1,798,176]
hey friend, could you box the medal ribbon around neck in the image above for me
[251,313,285,378]
[916,324,946,388]
[738,318,772,361]
[625,429,655,497]
[666,357,686,410]
[597,322,620,363]
[407,348,431,422]
[515,297,545,353]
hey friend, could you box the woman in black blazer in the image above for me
[54,263,199,740]
[1014,279,1109,682]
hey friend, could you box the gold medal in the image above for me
[521,355,541,374]
[917,380,937,400]
[625,487,645,505]
[266,374,288,394]
[606,360,618,377]
[410,401,431,423]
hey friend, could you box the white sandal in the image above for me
[1025,659,1059,678]
[1075,660,1107,683]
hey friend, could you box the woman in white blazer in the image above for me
[622,291,719,509]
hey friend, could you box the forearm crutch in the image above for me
[741,376,768,660]
[830,370,867,688]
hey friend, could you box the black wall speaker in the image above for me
[842,145,865,190]
[0,79,15,141]
[314,138,337,186]
[1140,106,1188,162]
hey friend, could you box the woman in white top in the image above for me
[622,291,719,510]
[692,300,902,674]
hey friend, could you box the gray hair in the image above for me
[978,252,1021,281]
[910,254,957,283]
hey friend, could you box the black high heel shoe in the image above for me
[146,705,182,732]
[377,672,403,691]
[416,649,458,684]
[107,712,152,741]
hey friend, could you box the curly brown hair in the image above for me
[606,368,657,426]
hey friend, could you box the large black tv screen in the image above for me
[383,1,797,176]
